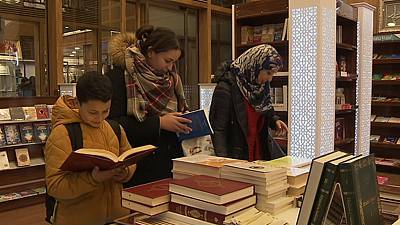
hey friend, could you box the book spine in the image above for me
[169,202,225,225]
[309,163,337,225]
[339,163,361,225]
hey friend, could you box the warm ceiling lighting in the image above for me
[387,22,396,27]
[69,54,75,57]
[75,47,80,50]
[72,51,76,54]
[65,26,69,29]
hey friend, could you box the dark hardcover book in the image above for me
[383,136,398,144]
[4,124,21,145]
[335,118,345,141]
[0,125,6,146]
[19,123,35,143]
[176,110,213,141]
[9,107,25,121]
[339,154,382,225]
[34,104,49,119]
[33,123,49,143]
[122,178,172,207]
[60,145,157,172]
[309,154,355,225]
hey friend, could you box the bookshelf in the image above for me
[0,96,56,212]
[233,1,359,154]
[370,34,400,175]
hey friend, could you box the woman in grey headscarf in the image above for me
[209,44,288,161]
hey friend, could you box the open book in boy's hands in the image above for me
[60,145,157,172]
[176,109,213,142]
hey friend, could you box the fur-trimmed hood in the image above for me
[109,32,136,67]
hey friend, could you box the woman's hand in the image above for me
[275,120,288,136]
[160,112,192,133]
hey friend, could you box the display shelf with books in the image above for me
[0,97,56,212]
[371,33,400,176]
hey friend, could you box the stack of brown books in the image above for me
[172,155,243,178]
[121,178,172,216]
[220,161,292,215]
[168,175,256,224]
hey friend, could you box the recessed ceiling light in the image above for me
[65,26,69,29]
[388,22,396,27]
[69,54,75,57]
[74,47,80,50]
[72,51,76,54]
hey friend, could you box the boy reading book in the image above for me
[45,72,137,225]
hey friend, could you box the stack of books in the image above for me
[220,161,291,215]
[121,178,172,216]
[255,156,311,197]
[168,175,256,224]
[172,155,243,178]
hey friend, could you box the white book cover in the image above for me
[388,117,400,124]
[0,151,10,170]
[0,108,11,121]
[222,161,286,179]
[374,116,390,123]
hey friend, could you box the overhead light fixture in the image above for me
[75,47,80,50]
[65,26,69,29]
[72,51,76,54]
[63,29,92,37]
[69,54,75,57]
[387,22,396,27]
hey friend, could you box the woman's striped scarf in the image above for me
[231,44,283,113]
[124,46,187,122]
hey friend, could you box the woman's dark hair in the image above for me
[76,71,113,104]
[135,25,182,57]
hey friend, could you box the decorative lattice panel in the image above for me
[199,84,216,110]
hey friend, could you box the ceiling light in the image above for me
[75,47,80,50]
[72,51,76,54]
[69,54,75,57]
[65,26,69,29]
[387,22,396,27]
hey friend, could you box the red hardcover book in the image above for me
[34,104,49,119]
[122,178,172,207]
[169,175,254,205]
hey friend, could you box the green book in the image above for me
[339,154,381,225]
[309,154,355,225]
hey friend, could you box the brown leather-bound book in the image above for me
[169,202,254,225]
[60,144,157,172]
[122,178,172,207]
[169,175,254,205]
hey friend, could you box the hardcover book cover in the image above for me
[33,123,49,143]
[4,124,21,145]
[0,151,10,170]
[0,125,6,146]
[170,175,253,197]
[15,148,30,167]
[0,108,11,121]
[9,107,25,121]
[19,123,35,143]
[34,104,49,119]
[22,106,37,120]
[334,118,345,141]
[122,178,172,206]
[176,110,213,141]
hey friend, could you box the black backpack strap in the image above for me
[106,119,121,144]
[65,122,83,151]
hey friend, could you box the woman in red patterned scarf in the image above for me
[210,44,288,161]
[106,25,191,187]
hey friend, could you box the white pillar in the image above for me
[288,0,336,159]
[352,3,375,156]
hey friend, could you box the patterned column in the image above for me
[352,3,375,156]
[288,0,336,159]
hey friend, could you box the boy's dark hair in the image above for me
[136,25,183,58]
[76,71,113,103]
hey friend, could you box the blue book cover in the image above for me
[176,109,213,141]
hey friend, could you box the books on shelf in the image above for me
[334,118,345,142]
[60,144,157,171]
[14,148,30,167]
[34,104,49,119]
[375,116,390,123]
[19,123,35,143]
[122,199,169,216]
[4,124,21,145]
[0,125,6,146]
[172,155,244,178]
[0,151,10,170]
[176,109,213,141]
[370,135,381,142]
[22,107,37,120]
[169,175,254,205]
[383,136,398,144]
[0,108,11,121]
[33,123,49,143]
[9,107,25,121]
[270,85,288,111]
[122,178,171,207]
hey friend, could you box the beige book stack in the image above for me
[172,155,244,178]
[220,161,291,215]
[255,156,311,197]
